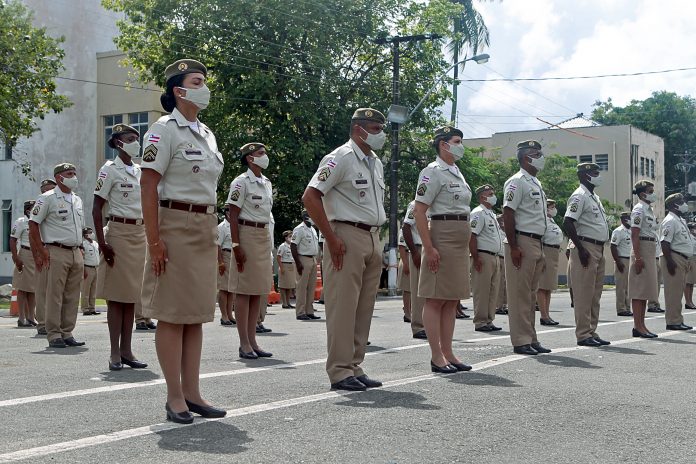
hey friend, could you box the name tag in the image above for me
[355,179,368,185]
[58,209,68,215]
[251,195,263,200]
[531,191,540,197]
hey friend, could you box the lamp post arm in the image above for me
[408,59,469,119]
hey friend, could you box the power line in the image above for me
[460,66,696,82]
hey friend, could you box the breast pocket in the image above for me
[529,190,542,209]
[116,182,136,202]
[352,178,370,204]
[446,183,464,204]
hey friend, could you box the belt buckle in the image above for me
[206,205,215,215]
[135,219,144,226]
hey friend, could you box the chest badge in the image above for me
[192,165,200,173]
[359,191,366,198]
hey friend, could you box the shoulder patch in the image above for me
[506,190,514,201]
[633,217,641,224]
[569,203,578,213]
[95,178,104,191]
[230,190,240,202]
[407,210,414,220]
[142,145,158,162]
[146,133,161,144]
[317,166,331,182]
[32,204,40,215]
[470,219,478,229]
[416,183,427,196]
[98,170,108,179]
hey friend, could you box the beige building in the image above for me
[463,115,665,283]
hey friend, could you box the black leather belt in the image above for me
[222,248,232,252]
[619,256,630,259]
[517,231,543,240]
[543,244,561,249]
[430,214,468,221]
[639,236,656,242]
[159,200,215,215]
[477,249,497,256]
[238,219,268,229]
[46,243,78,250]
[281,261,295,264]
[673,251,690,260]
[85,265,96,269]
[335,220,379,232]
[109,215,144,226]
[21,245,30,250]
[300,254,316,258]
[578,236,605,246]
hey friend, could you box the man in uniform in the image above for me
[648,239,666,313]
[28,163,86,348]
[81,227,100,316]
[659,193,694,330]
[291,210,321,321]
[303,108,387,391]
[35,179,57,335]
[610,212,633,316]
[563,163,611,347]
[40,178,57,194]
[495,214,508,315]
[401,200,426,339]
[470,184,503,332]
[502,140,552,355]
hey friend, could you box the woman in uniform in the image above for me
[93,123,148,371]
[10,201,37,327]
[276,230,296,309]
[628,180,659,338]
[413,126,473,374]
[226,143,274,360]
[140,59,226,423]
[538,199,562,326]
[217,208,235,325]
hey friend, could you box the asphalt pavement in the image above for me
[0,290,694,463]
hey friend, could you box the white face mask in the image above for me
[588,174,602,186]
[252,154,270,169]
[362,129,387,150]
[528,154,545,172]
[548,207,557,217]
[178,84,211,109]
[446,142,465,161]
[61,175,79,190]
[119,140,141,158]
[677,203,689,213]
[643,192,657,203]
[485,195,497,206]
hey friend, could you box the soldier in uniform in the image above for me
[216,209,235,325]
[628,180,659,338]
[397,225,411,322]
[35,180,57,335]
[413,125,473,374]
[291,210,320,320]
[226,142,274,359]
[563,163,611,347]
[684,223,696,309]
[402,200,427,339]
[538,200,562,326]
[28,163,86,348]
[502,140,552,355]
[277,230,297,309]
[140,59,226,423]
[303,108,387,391]
[610,212,633,316]
[469,184,503,332]
[658,193,694,330]
[10,201,37,327]
[647,240,666,313]
[495,214,508,315]
[80,227,100,316]
[40,178,57,194]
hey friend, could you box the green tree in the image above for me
[0,0,71,145]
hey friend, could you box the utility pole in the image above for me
[674,151,695,196]
[374,33,441,296]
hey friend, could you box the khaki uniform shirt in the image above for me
[10,216,31,248]
[564,184,610,242]
[610,225,632,258]
[216,220,232,249]
[503,168,547,236]
[277,242,294,263]
[141,108,223,205]
[414,157,471,216]
[542,217,564,246]
[402,200,422,246]
[291,222,319,256]
[398,228,406,247]
[226,169,273,223]
[307,140,386,226]
[631,200,658,240]
[660,212,693,256]
[470,205,502,254]
[82,239,100,266]
[31,189,85,247]
[94,157,143,219]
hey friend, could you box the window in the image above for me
[579,155,593,163]
[640,157,645,176]
[566,155,577,162]
[595,154,609,171]
[2,200,11,253]
[104,114,123,160]
[650,159,655,179]
[0,139,12,161]
[128,112,149,157]
[631,144,639,175]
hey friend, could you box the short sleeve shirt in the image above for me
[82,239,100,266]
[610,225,632,258]
[10,216,30,248]
[630,200,657,240]
[414,157,471,216]
[141,108,224,205]
[542,217,564,246]
[497,228,507,256]
[30,189,84,246]
[291,222,319,256]
[277,242,294,263]
[226,169,273,223]
[503,168,547,236]
[660,212,693,256]
[470,205,502,254]
[216,220,232,249]
[401,200,422,246]
[307,140,386,226]
[564,185,610,242]
[94,157,143,219]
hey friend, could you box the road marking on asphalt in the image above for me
[0,329,686,463]
[0,311,691,409]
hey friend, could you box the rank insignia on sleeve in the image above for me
[95,179,103,191]
[407,210,414,219]
[142,145,158,162]
[230,190,240,202]
[569,203,578,212]
[416,183,427,196]
[32,205,40,215]
[633,217,640,224]
[471,220,478,228]
[317,167,331,182]
[506,191,514,201]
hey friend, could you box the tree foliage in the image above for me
[0,0,71,144]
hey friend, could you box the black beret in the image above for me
[434,126,463,139]
[108,123,140,149]
[351,108,386,124]
[240,142,265,157]
[517,140,542,151]
[577,162,600,173]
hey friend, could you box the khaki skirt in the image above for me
[12,247,36,292]
[398,259,410,292]
[97,221,145,303]
[217,249,232,292]
[418,220,471,300]
[278,262,296,289]
[628,239,658,301]
[539,246,560,291]
[141,207,217,324]
[229,224,272,295]
[687,256,696,285]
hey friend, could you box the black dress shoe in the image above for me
[17,320,32,328]
[109,360,123,371]
[296,315,311,320]
[253,348,273,358]
[256,324,272,333]
[617,311,633,317]
[146,321,157,330]
[307,314,321,320]
[282,305,291,309]
[513,344,537,355]
[288,304,295,309]
[185,400,227,418]
[48,338,67,348]
[593,336,611,346]
[685,303,696,309]
[647,307,665,313]
[413,330,427,339]
[495,307,509,315]
[540,318,559,326]
[220,319,234,326]
[239,347,258,359]
[577,337,601,347]
[356,374,383,388]
[63,337,85,347]
[403,316,411,323]
[488,324,502,331]
[531,342,551,353]
[37,327,47,336]
[449,362,472,372]
[430,361,458,374]
[632,328,657,338]
[475,325,495,332]
[455,311,470,319]
[330,376,367,391]
[121,357,148,369]
[666,323,693,330]
[165,403,194,424]
[230,319,236,325]
[27,319,38,327]
[135,322,149,330]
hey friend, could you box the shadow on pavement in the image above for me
[445,371,521,388]
[155,421,252,454]
[598,346,654,355]
[336,389,440,411]
[99,368,160,382]
[256,332,289,337]
[366,344,387,352]
[533,354,601,369]
[235,357,291,367]
[655,337,696,346]
[31,347,89,356]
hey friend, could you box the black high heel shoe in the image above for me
[185,400,227,418]
[121,357,148,369]
[165,403,194,424]
[449,361,472,372]
[632,328,657,338]
[430,361,458,374]
[253,348,273,358]
[108,360,122,371]
[239,347,258,359]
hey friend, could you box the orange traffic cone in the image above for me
[267,281,281,305]
[314,262,323,300]
[9,289,19,317]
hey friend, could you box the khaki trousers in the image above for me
[45,246,83,341]
[472,252,500,328]
[81,266,97,312]
[324,222,382,384]
[614,257,630,313]
[35,265,48,331]
[257,295,266,324]
[134,302,152,324]
[505,235,544,347]
[496,256,506,307]
[660,254,688,325]
[295,255,317,316]
[570,242,605,341]
[649,258,663,307]
[408,247,425,335]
